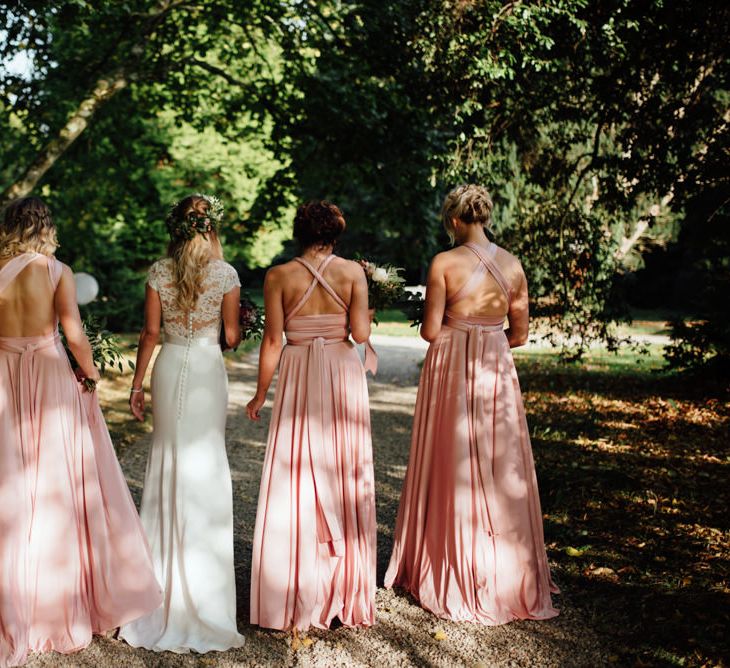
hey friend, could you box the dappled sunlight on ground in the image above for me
[22,341,729,667]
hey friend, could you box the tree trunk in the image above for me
[0,71,128,209]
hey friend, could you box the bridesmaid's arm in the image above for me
[246,268,284,421]
[349,263,371,344]
[129,285,162,421]
[222,285,242,349]
[55,264,100,382]
[420,256,447,342]
[505,268,529,348]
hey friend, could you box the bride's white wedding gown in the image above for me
[120,258,245,653]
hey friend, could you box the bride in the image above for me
[119,194,245,653]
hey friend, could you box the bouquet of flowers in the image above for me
[358,260,406,319]
[220,291,264,350]
[400,290,425,330]
[61,316,134,392]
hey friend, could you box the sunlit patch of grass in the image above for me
[519,352,729,666]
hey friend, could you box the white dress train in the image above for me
[119,258,245,653]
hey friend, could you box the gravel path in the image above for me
[25,342,610,668]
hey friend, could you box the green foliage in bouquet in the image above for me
[61,316,134,392]
[358,260,406,320]
[240,291,265,341]
[220,291,265,351]
[400,291,425,330]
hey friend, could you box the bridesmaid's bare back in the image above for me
[273,256,360,317]
[440,244,525,318]
[0,255,60,337]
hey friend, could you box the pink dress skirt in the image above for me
[0,254,161,667]
[385,242,559,625]
[250,255,377,631]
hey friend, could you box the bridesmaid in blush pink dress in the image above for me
[0,198,162,668]
[246,201,377,632]
[385,184,559,625]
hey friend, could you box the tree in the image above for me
[0,0,292,328]
[253,0,728,357]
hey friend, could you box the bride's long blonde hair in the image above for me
[166,195,223,313]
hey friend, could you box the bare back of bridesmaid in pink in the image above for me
[0,198,161,667]
[246,201,377,631]
[385,185,559,625]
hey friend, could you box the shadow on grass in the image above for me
[520,359,729,667]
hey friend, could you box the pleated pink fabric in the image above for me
[0,253,162,668]
[384,242,559,625]
[250,255,376,631]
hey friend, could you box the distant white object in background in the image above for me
[74,272,99,305]
[404,285,426,297]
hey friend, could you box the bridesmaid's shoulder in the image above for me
[335,256,366,277]
[264,259,295,283]
[493,244,525,275]
[37,254,71,279]
[56,259,73,278]
[429,247,464,271]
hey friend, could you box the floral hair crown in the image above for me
[166,193,224,241]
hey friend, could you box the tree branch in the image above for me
[186,57,283,123]
[0,1,202,207]
[491,2,521,35]
[0,71,127,208]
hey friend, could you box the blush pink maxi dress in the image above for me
[0,253,162,668]
[384,242,559,625]
[250,255,377,631]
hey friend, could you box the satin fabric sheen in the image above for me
[250,255,377,631]
[0,253,162,668]
[384,242,559,624]
[119,330,245,652]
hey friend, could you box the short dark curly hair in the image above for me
[293,201,346,250]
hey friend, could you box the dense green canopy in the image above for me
[1,0,727,365]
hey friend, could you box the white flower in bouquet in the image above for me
[372,267,389,283]
[358,258,407,313]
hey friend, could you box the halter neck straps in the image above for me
[0,252,62,296]
[448,242,511,307]
[285,254,347,323]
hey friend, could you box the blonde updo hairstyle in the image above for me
[0,197,59,258]
[166,194,223,313]
[441,184,494,245]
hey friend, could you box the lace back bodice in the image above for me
[148,259,240,338]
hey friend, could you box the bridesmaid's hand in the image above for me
[77,366,101,383]
[130,389,146,421]
[246,394,265,421]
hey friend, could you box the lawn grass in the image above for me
[518,355,729,667]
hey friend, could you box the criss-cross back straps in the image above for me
[448,242,511,307]
[0,252,61,295]
[285,254,348,323]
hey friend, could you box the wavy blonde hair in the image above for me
[441,184,494,245]
[0,197,59,258]
[167,195,223,313]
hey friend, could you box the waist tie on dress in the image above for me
[362,338,378,375]
[0,333,62,520]
[163,332,220,420]
[286,332,348,557]
[443,312,505,539]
